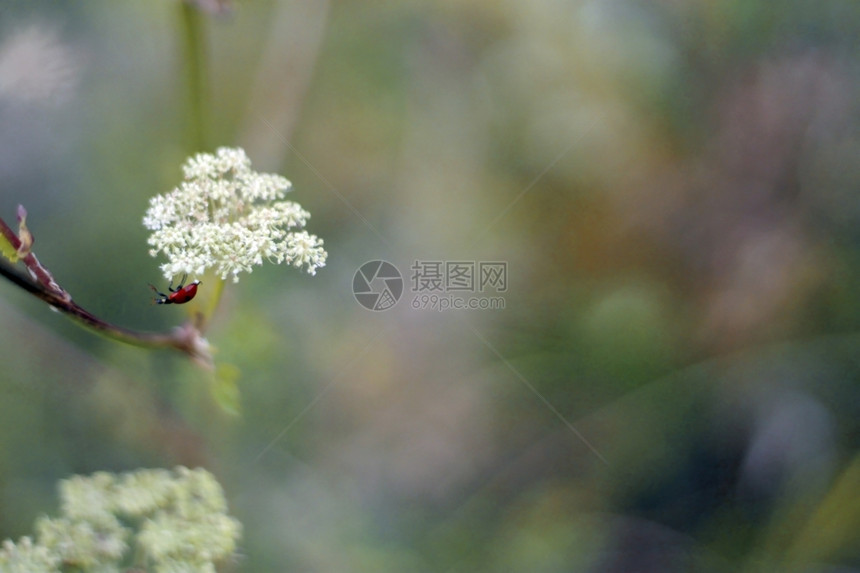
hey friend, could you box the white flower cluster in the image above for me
[144,147,327,282]
[0,467,242,572]
[0,537,59,572]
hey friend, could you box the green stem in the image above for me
[178,3,225,328]
[206,276,226,319]
[179,2,210,152]
[189,273,226,332]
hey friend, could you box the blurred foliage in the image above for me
[1,0,860,571]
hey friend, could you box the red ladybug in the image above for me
[149,273,201,305]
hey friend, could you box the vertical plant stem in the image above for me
[178,3,224,326]
[206,276,226,320]
[179,2,210,152]
[190,273,227,333]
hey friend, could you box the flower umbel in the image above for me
[0,467,241,572]
[144,147,327,282]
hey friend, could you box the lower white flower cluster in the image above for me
[0,467,241,572]
[144,147,327,282]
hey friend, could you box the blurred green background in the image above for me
[2,0,860,571]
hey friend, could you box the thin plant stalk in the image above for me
[179,1,210,153]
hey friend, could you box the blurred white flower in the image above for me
[1,466,242,572]
[144,147,327,282]
[0,537,60,573]
[0,25,80,106]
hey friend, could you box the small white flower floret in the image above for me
[144,147,327,282]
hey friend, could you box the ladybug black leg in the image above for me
[148,284,169,304]
[169,273,188,293]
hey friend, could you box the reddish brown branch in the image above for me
[0,207,213,368]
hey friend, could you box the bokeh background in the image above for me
[2,1,860,571]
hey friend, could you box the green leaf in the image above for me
[212,363,242,416]
[0,232,18,263]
